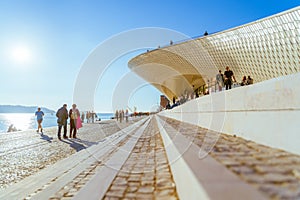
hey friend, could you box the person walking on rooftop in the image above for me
[56,104,68,140]
[69,104,80,139]
[224,66,236,90]
[216,70,224,91]
[35,107,44,134]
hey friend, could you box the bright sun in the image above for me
[11,46,32,64]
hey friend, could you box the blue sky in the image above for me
[0,0,299,112]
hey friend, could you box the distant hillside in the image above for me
[0,105,55,113]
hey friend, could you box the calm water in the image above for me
[0,113,114,133]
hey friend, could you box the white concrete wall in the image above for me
[159,73,300,155]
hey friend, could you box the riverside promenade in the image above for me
[1,116,300,199]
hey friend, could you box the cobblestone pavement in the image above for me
[103,117,179,200]
[0,117,144,189]
[43,119,149,200]
[160,116,300,200]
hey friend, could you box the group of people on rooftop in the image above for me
[165,66,254,110]
[216,66,253,91]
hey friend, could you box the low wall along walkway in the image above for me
[159,72,300,155]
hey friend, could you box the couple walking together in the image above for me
[56,104,82,140]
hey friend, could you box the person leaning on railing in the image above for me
[241,76,247,86]
[247,76,253,85]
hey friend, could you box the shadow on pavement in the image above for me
[40,134,53,143]
[73,138,98,147]
[60,139,86,152]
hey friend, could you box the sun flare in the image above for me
[11,45,32,64]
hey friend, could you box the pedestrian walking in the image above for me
[69,104,80,138]
[35,107,44,134]
[216,70,224,91]
[81,112,85,123]
[119,110,123,123]
[91,111,95,123]
[56,104,68,140]
[115,110,119,121]
[125,109,129,123]
[86,112,89,123]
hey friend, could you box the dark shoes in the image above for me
[63,136,68,139]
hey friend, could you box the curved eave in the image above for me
[129,6,300,99]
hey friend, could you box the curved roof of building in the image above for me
[129,6,300,101]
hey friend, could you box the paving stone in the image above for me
[113,177,128,186]
[135,193,153,199]
[110,185,127,192]
[60,197,73,200]
[128,176,140,182]
[263,173,298,183]
[127,186,139,193]
[105,191,124,198]
[255,165,292,174]
[161,116,300,200]
[103,196,120,200]
[124,193,137,199]
[138,186,155,193]
[156,179,176,190]
[217,159,242,166]
[156,196,178,200]
[127,181,140,187]
[141,180,154,186]
[155,188,176,197]
[259,184,300,199]
[229,165,255,174]
[103,118,178,199]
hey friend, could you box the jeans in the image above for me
[58,122,67,138]
[70,119,77,138]
[225,79,232,90]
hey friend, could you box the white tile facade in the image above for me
[129,7,300,100]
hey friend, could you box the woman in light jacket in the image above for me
[69,104,80,138]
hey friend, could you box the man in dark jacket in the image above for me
[56,104,68,140]
[224,66,236,90]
